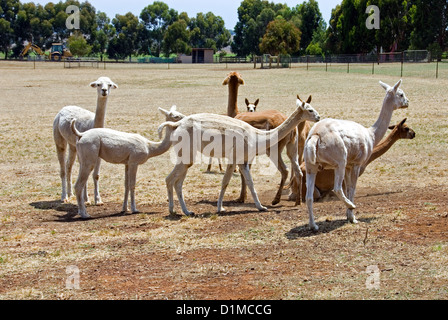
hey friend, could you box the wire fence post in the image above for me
[372,61,375,75]
[401,52,404,77]
[436,59,439,79]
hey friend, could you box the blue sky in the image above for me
[33,0,342,29]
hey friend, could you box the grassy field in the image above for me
[0,60,447,300]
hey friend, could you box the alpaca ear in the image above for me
[379,81,390,91]
[158,107,169,116]
[170,105,177,112]
[245,98,250,106]
[255,99,259,106]
[297,95,303,103]
[90,81,99,88]
[393,79,402,93]
[388,125,395,130]
[399,118,407,126]
[306,95,312,104]
[111,82,118,89]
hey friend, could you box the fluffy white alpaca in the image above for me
[53,77,118,203]
[304,80,409,231]
[71,120,174,219]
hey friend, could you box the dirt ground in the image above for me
[0,61,447,300]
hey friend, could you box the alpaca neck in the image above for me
[264,108,305,147]
[366,130,400,166]
[227,81,240,118]
[93,96,108,128]
[146,127,174,159]
[369,95,395,147]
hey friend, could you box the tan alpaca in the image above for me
[304,80,409,231]
[71,120,174,219]
[206,71,246,173]
[53,77,118,203]
[162,97,320,216]
[235,96,314,205]
[300,118,416,201]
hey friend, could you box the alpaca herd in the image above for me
[53,73,411,232]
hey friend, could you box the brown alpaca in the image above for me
[206,71,245,172]
[300,118,415,202]
[235,95,315,205]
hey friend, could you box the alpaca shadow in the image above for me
[285,217,376,239]
[30,200,79,222]
[30,200,158,223]
[196,199,279,217]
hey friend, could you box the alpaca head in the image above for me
[245,98,259,112]
[379,80,409,110]
[159,105,186,122]
[90,77,118,98]
[388,118,416,140]
[297,95,320,123]
[222,71,245,87]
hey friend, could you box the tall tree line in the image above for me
[1,0,447,60]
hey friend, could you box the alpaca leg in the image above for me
[166,164,184,215]
[122,165,130,213]
[236,165,248,203]
[75,163,93,219]
[173,164,193,216]
[286,138,303,205]
[344,167,360,224]
[66,145,77,199]
[217,164,237,213]
[129,165,139,214]
[206,158,213,173]
[306,171,319,231]
[238,163,267,212]
[270,153,288,206]
[333,166,356,210]
[92,159,103,205]
[55,142,68,202]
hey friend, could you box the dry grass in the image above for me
[0,60,447,300]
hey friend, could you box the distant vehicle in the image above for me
[19,42,73,61]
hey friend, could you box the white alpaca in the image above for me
[304,80,409,231]
[162,97,320,216]
[71,120,174,219]
[53,77,118,203]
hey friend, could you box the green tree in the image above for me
[189,12,231,51]
[259,17,301,55]
[163,18,190,56]
[410,0,448,52]
[68,31,91,56]
[232,0,291,57]
[140,1,178,56]
[294,0,324,54]
[0,0,20,59]
[108,12,143,61]
[91,11,114,61]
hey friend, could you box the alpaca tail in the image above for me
[71,119,83,139]
[304,134,319,166]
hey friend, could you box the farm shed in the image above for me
[192,48,214,63]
